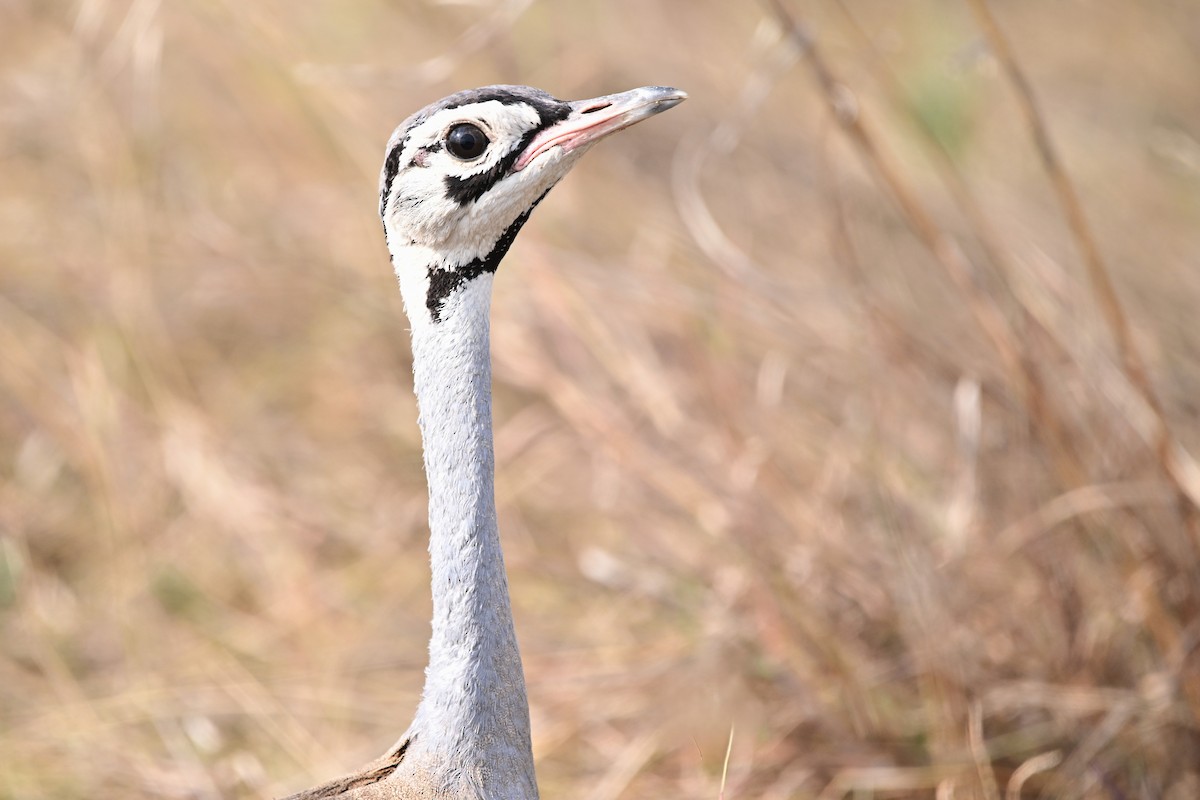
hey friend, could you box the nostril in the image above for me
[580,102,612,114]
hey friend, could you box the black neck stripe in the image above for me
[425,189,551,322]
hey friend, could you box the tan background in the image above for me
[2,1,1199,797]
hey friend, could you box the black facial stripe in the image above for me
[380,134,408,218]
[426,190,551,322]
[381,137,405,254]
[441,96,569,206]
[442,132,533,206]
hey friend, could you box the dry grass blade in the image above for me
[965,0,1200,523]
[762,0,1091,493]
[717,724,734,800]
[968,701,1001,800]
[962,0,1200,731]
[1005,751,1062,800]
[816,765,962,800]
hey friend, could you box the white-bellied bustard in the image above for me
[283,84,686,800]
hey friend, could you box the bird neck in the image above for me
[398,265,538,796]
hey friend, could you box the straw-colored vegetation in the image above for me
[2,1,1198,797]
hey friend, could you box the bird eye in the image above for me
[445,123,489,160]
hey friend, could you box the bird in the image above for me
[282,84,686,800]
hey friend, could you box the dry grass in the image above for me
[2,1,1199,798]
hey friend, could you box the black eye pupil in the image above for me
[446,123,488,159]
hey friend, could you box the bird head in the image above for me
[379,85,686,324]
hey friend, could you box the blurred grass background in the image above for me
[2,0,1200,797]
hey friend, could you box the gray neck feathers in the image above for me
[401,272,538,798]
